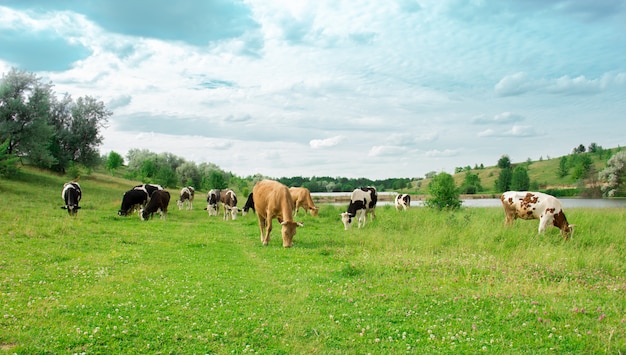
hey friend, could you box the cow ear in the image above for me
[61,206,67,209]
[296,222,304,227]
[76,206,81,209]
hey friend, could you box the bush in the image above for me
[425,172,462,210]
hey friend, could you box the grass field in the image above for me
[1,168,625,354]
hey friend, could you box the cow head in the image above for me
[309,206,320,217]
[280,220,303,247]
[340,212,353,230]
[230,207,239,220]
[205,203,219,216]
[61,204,81,216]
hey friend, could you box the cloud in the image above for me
[472,112,524,124]
[369,145,407,157]
[107,95,132,110]
[424,149,461,158]
[478,124,538,137]
[495,72,626,97]
[310,136,344,149]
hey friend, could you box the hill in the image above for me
[413,147,622,197]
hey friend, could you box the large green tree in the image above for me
[0,68,55,167]
[510,165,530,191]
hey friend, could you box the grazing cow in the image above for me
[341,187,378,230]
[289,187,319,216]
[220,189,239,220]
[242,193,255,216]
[252,180,303,247]
[177,186,195,210]
[205,189,221,216]
[118,189,149,216]
[395,193,411,211]
[501,191,575,240]
[61,181,82,216]
[141,190,171,221]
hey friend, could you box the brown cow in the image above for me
[501,191,575,239]
[289,187,319,216]
[253,180,303,247]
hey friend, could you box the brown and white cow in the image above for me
[501,191,575,239]
[341,187,378,230]
[61,181,82,216]
[141,190,171,221]
[252,180,303,247]
[220,189,239,220]
[177,186,195,210]
[289,187,319,216]
[395,193,411,211]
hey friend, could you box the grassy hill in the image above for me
[413,147,622,196]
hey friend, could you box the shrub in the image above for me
[425,172,461,210]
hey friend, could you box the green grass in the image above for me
[1,168,625,354]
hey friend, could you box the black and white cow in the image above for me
[141,190,171,221]
[177,186,195,210]
[395,193,411,211]
[242,193,255,216]
[118,189,148,216]
[221,189,238,220]
[134,184,163,199]
[340,187,377,230]
[61,181,82,216]
[205,189,221,216]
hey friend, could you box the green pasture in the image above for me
[1,169,625,354]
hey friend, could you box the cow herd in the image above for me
[61,178,576,246]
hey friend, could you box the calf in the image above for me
[501,191,575,239]
[177,186,195,210]
[61,181,82,216]
[289,187,319,216]
[395,193,411,211]
[141,190,171,221]
[205,189,221,216]
[252,180,303,247]
[340,187,377,230]
[221,189,239,220]
[242,193,255,216]
[118,189,148,216]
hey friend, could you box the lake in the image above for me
[311,192,626,209]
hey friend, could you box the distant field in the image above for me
[1,168,625,354]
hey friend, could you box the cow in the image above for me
[289,187,319,216]
[177,186,195,210]
[252,180,303,247]
[242,193,255,216]
[61,181,82,216]
[341,187,378,230]
[500,191,575,240]
[220,189,239,220]
[141,190,171,221]
[118,189,148,216]
[395,193,411,211]
[205,189,221,216]
[133,184,163,199]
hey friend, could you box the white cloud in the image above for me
[309,136,344,149]
[369,145,407,157]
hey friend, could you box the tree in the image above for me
[497,155,511,169]
[176,161,201,187]
[0,68,55,167]
[510,165,530,191]
[105,151,124,172]
[0,138,19,177]
[460,171,482,194]
[572,144,586,154]
[599,151,626,197]
[425,172,461,210]
[496,167,512,192]
[558,156,569,178]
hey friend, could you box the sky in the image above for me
[1,0,625,179]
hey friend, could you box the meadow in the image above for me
[1,168,625,354]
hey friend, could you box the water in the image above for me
[312,192,626,209]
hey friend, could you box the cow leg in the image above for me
[538,213,553,234]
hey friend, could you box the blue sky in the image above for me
[1,0,625,179]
